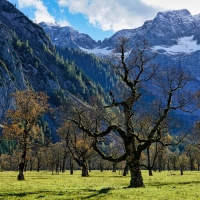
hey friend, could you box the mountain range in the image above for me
[40,9,200,51]
[40,9,200,81]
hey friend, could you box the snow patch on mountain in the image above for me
[80,47,112,55]
[153,36,200,55]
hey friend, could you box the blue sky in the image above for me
[7,0,200,41]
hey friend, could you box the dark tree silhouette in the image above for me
[68,38,194,188]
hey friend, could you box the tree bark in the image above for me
[100,165,103,172]
[81,163,89,177]
[158,154,163,172]
[147,147,153,176]
[29,159,34,171]
[37,159,40,172]
[167,160,170,171]
[148,168,153,176]
[128,160,144,188]
[190,159,195,171]
[62,154,67,173]
[180,167,183,175]
[70,164,73,175]
[123,161,129,176]
[55,162,59,174]
[88,160,92,172]
[24,160,27,172]
[18,150,26,180]
[112,162,117,172]
[18,162,25,180]
[173,162,176,170]
[69,158,73,175]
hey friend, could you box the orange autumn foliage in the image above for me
[3,90,50,149]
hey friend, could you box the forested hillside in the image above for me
[0,0,108,144]
[57,47,117,93]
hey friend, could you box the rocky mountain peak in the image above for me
[153,9,194,30]
[143,9,197,46]
[39,22,97,49]
[156,9,191,19]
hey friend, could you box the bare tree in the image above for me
[58,121,94,176]
[67,38,194,188]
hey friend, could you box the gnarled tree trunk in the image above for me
[18,150,26,180]
[125,137,144,188]
[128,160,144,188]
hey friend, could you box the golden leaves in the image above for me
[3,90,50,148]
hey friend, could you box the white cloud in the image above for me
[57,19,71,27]
[58,0,160,31]
[58,0,200,32]
[18,0,55,23]
[58,0,68,7]
[141,0,200,15]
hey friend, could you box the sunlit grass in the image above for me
[0,170,199,199]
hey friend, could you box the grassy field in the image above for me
[0,170,199,200]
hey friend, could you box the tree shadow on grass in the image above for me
[0,192,29,198]
[83,187,113,199]
[178,181,200,185]
[150,180,200,187]
[1,190,55,198]
[2,189,100,199]
[36,195,45,199]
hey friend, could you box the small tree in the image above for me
[58,121,94,177]
[141,133,172,175]
[185,144,199,171]
[0,154,10,171]
[178,154,189,175]
[33,146,46,172]
[3,90,50,180]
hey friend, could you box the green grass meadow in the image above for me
[0,170,199,200]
